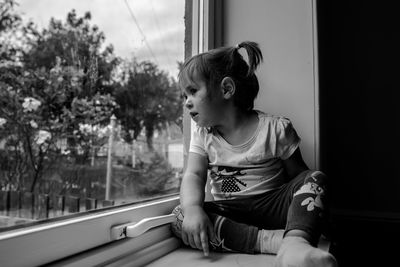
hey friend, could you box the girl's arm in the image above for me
[180,152,208,210]
[180,152,215,256]
[282,147,309,180]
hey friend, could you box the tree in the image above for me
[20,9,121,163]
[0,0,18,31]
[1,0,23,64]
[114,60,183,150]
[23,9,120,97]
[0,61,117,192]
[0,7,119,192]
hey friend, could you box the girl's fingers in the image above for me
[187,234,197,249]
[181,231,189,246]
[200,230,210,256]
[193,232,203,251]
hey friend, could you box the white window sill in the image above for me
[0,195,180,267]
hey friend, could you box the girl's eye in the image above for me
[189,88,197,95]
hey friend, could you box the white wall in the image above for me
[222,0,318,168]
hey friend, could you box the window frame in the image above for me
[0,195,179,266]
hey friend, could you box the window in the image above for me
[0,0,195,265]
[0,0,219,265]
[0,0,184,229]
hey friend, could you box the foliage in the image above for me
[23,9,120,96]
[0,62,116,191]
[0,0,23,64]
[114,60,183,149]
[0,6,119,192]
[0,0,19,32]
[135,152,177,196]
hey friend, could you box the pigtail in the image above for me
[236,41,263,76]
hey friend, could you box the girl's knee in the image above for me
[293,170,329,198]
[304,170,329,187]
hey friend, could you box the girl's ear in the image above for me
[220,77,235,99]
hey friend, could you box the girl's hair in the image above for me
[178,41,263,111]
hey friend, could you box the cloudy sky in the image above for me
[16,0,185,78]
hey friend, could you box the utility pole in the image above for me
[105,115,116,200]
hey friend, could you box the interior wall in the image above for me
[222,0,318,169]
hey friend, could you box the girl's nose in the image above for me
[184,98,193,109]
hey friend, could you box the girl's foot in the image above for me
[275,236,338,267]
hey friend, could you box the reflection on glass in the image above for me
[0,0,184,229]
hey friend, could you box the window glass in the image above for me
[0,0,184,230]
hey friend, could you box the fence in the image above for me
[0,190,115,225]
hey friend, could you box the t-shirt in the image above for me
[189,110,301,200]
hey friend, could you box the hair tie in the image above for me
[235,43,241,50]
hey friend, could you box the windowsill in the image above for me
[47,226,180,267]
[0,195,180,267]
[147,235,331,267]
[148,246,276,267]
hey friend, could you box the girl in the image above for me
[172,41,337,267]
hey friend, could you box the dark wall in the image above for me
[317,1,400,266]
[318,1,400,214]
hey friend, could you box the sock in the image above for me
[255,229,284,254]
[171,206,259,254]
[208,213,259,254]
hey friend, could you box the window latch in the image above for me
[110,213,175,241]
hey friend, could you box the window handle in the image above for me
[110,214,176,241]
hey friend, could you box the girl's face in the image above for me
[181,73,225,127]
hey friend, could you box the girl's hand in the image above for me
[181,205,215,256]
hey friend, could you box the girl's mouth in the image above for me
[190,112,199,120]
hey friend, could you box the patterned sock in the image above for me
[171,206,259,254]
[254,229,284,254]
[208,213,259,254]
[286,171,329,245]
[170,205,184,238]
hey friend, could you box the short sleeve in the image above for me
[189,126,207,156]
[275,117,301,160]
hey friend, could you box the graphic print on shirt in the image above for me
[210,166,247,193]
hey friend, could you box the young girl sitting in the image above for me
[171,41,338,267]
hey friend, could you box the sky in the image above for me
[15,0,185,78]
